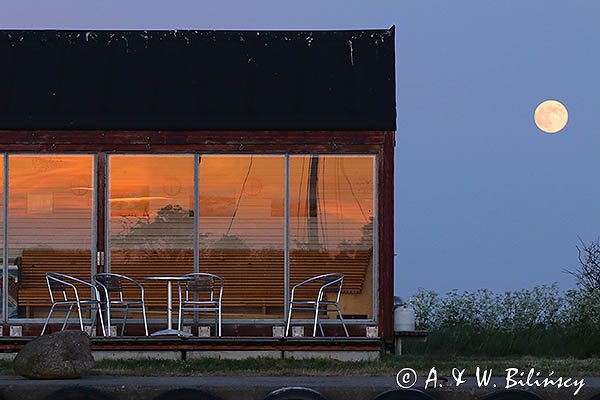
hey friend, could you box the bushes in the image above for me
[405,285,600,357]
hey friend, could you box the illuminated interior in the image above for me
[3,153,376,326]
[290,156,374,320]
[199,155,285,319]
[109,155,195,318]
[8,155,94,319]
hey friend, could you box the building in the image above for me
[0,28,396,349]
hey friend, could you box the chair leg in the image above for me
[76,302,84,332]
[178,304,183,332]
[41,304,57,335]
[90,304,100,336]
[105,302,111,337]
[317,307,325,336]
[177,284,183,332]
[62,304,74,331]
[141,301,149,336]
[97,303,106,337]
[121,306,129,336]
[335,304,349,337]
[312,302,320,337]
[285,303,294,336]
[214,311,218,337]
[218,305,222,337]
[318,318,325,337]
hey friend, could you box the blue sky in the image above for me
[2,0,599,296]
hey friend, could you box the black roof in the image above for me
[0,29,395,131]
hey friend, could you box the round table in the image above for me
[144,276,193,337]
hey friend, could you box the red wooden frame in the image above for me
[0,130,395,342]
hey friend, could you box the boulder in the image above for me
[13,330,94,379]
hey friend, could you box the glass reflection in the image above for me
[109,155,195,316]
[199,155,285,319]
[3,152,376,326]
[8,155,94,319]
[290,155,374,320]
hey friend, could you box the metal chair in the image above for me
[94,272,149,336]
[285,273,349,337]
[177,273,224,336]
[41,272,106,336]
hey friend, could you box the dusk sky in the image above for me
[2,1,598,296]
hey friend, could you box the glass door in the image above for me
[198,155,285,320]
[289,155,375,320]
[7,155,95,320]
[107,155,195,317]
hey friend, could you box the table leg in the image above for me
[150,279,191,337]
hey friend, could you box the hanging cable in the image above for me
[340,159,369,223]
[226,156,254,235]
[296,156,306,239]
[319,157,328,249]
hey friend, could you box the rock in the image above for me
[13,330,94,379]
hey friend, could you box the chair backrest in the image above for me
[46,272,68,302]
[94,273,123,303]
[94,273,144,302]
[181,273,224,301]
[94,274,123,293]
[319,273,344,303]
[46,272,92,303]
[290,273,345,303]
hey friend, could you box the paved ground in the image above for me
[0,375,599,400]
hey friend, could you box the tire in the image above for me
[480,389,544,400]
[370,388,439,400]
[262,387,329,400]
[153,389,222,400]
[42,387,113,400]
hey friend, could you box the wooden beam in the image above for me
[378,131,395,342]
[0,130,386,146]
[95,153,106,273]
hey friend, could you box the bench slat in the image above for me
[16,248,371,309]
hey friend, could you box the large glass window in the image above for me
[289,155,375,320]
[8,155,94,319]
[0,152,376,326]
[108,155,195,314]
[199,155,285,319]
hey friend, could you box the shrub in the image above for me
[407,285,600,357]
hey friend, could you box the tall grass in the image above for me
[405,285,600,357]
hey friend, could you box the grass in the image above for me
[403,326,600,359]
[2,356,600,377]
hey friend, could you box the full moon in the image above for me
[534,100,568,133]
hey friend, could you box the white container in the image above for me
[394,304,416,332]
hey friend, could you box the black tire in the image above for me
[262,387,329,400]
[480,389,544,400]
[153,389,222,400]
[370,388,439,400]
[42,387,113,400]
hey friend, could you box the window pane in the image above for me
[109,155,195,315]
[9,155,94,319]
[199,155,285,319]
[290,155,375,320]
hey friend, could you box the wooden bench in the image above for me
[16,249,93,317]
[17,248,372,317]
